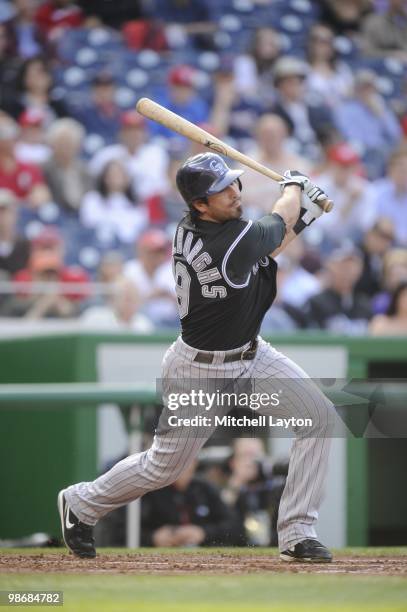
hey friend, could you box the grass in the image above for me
[0,548,406,612]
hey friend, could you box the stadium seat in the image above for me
[75,47,100,68]
[197,52,221,72]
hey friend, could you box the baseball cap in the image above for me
[168,65,196,87]
[31,226,62,248]
[0,189,17,208]
[120,110,145,129]
[18,109,46,128]
[273,56,309,83]
[138,229,170,251]
[327,143,360,166]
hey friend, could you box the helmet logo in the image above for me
[209,159,226,175]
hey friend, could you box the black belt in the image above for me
[193,339,258,364]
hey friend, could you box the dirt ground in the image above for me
[1,552,406,576]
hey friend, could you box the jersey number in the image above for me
[175,261,190,319]
[175,262,227,319]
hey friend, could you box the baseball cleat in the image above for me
[280,539,333,563]
[57,489,96,559]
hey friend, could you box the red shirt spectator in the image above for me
[0,160,44,200]
[13,226,90,301]
[35,1,84,38]
[0,113,49,205]
[13,253,90,302]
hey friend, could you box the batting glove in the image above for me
[303,184,327,214]
[293,188,329,235]
[279,170,310,192]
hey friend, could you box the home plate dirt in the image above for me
[1,552,406,576]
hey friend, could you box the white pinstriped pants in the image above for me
[65,336,334,551]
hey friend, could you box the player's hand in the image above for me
[279,170,310,192]
[281,170,327,217]
[302,186,326,220]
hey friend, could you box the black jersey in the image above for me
[172,212,286,350]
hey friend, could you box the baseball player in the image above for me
[58,152,334,562]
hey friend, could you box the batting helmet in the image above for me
[176,152,244,205]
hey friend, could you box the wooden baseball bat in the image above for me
[136,97,333,213]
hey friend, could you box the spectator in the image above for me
[15,108,50,165]
[242,114,311,218]
[44,118,92,214]
[1,252,72,318]
[355,218,396,298]
[1,231,89,318]
[312,142,375,246]
[81,276,153,332]
[369,281,407,335]
[150,65,209,144]
[362,0,407,61]
[89,111,169,202]
[334,69,402,179]
[306,23,354,109]
[305,243,372,333]
[368,147,407,246]
[270,56,335,161]
[71,71,122,149]
[12,0,44,59]
[233,27,282,106]
[0,188,30,277]
[0,113,50,206]
[34,0,84,41]
[80,159,148,245]
[5,55,68,124]
[96,251,124,285]
[372,248,407,314]
[261,259,308,332]
[161,154,187,223]
[223,439,266,506]
[2,225,90,319]
[319,0,372,36]
[140,460,243,547]
[210,58,265,145]
[124,229,178,327]
[276,238,322,309]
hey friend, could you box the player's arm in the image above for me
[225,176,327,277]
[224,189,300,277]
[267,183,302,258]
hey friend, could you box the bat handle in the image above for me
[321,198,334,213]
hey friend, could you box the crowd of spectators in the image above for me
[0,0,406,335]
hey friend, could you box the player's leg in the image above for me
[249,337,335,562]
[58,338,224,556]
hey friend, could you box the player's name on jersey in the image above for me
[167,415,313,429]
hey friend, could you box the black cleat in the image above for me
[57,490,96,559]
[280,539,333,563]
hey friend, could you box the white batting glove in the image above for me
[303,184,327,218]
[281,171,329,234]
[281,170,327,219]
[279,170,310,192]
